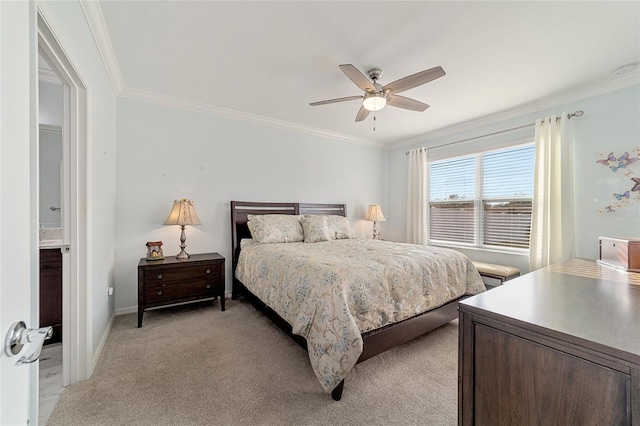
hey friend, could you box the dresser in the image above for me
[459,259,640,425]
[138,252,225,327]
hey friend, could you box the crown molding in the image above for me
[78,2,379,147]
[77,0,638,150]
[79,1,124,95]
[388,71,640,150]
[120,69,636,151]
[119,87,382,148]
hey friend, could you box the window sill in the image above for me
[428,242,529,257]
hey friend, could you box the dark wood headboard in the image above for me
[230,201,347,297]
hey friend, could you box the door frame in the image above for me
[36,5,90,408]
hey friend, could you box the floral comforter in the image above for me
[235,238,485,393]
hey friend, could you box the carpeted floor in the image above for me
[47,299,459,425]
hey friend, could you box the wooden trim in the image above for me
[38,7,91,387]
[632,368,640,425]
[358,298,463,362]
[458,311,474,426]
[298,202,347,217]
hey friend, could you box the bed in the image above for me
[230,201,485,400]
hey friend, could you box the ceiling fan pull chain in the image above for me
[373,114,376,132]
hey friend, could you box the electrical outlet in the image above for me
[108,286,114,296]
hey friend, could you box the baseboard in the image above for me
[116,305,137,315]
[116,294,232,317]
[92,308,116,371]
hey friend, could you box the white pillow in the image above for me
[246,214,304,244]
[324,215,355,240]
[300,215,331,243]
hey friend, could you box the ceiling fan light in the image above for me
[363,93,386,111]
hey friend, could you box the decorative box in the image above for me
[597,236,640,272]
[145,241,164,261]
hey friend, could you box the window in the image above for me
[428,144,535,250]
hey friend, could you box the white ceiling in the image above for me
[94,1,640,147]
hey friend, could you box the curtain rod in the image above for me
[405,110,584,154]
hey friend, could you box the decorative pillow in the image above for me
[246,214,304,244]
[324,215,355,240]
[300,215,331,243]
[239,238,255,249]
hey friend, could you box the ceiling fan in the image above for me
[310,64,446,122]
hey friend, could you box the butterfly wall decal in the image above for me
[596,152,616,166]
[596,152,617,166]
[610,162,626,172]
[617,152,639,166]
[596,151,639,168]
[613,191,630,200]
[631,177,640,192]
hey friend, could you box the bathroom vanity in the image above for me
[40,247,62,344]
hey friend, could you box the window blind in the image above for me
[483,200,532,248]
[483,146,535,199]
[429,155,475,201]
[429,202,475,243]
[428,144,534,250]
[482,145,534,248]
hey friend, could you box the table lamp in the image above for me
[164,198,201,259]
[364,204,386,240]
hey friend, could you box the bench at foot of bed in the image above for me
[472,261,520,288]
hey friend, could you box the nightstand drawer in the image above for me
[144,279,219,304]
[143,263,222,284]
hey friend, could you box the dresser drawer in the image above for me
[144,279,219,304]
[143,263,222,284]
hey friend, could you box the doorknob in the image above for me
[4,321,53,365]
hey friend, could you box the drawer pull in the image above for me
[206,284,211,289]
[156,273,163,280]
[157,290,163,296]
[205,269,211,274]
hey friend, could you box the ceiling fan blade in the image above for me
[339,64,376,92]
[309,95,363,106]
[383,66,445,94]
[387,94,429,112]
[355,105,371,122]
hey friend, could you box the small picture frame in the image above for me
[146,241,164,260]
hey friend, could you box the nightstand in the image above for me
[137,252,225,327]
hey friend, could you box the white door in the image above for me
[1,1,39,424]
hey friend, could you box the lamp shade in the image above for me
[163,199,202,226]
[364,204,386,222]
[362,93,387,111]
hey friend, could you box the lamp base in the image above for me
[176,225,190,259]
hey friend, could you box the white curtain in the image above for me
[529,114,575,271]
[406,147,428,244]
